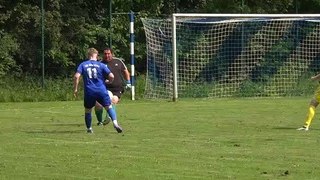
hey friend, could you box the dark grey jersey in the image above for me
[101,57,127,92]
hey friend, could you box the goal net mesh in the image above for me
[141,16,320,99]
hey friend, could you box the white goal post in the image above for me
[142,14,320,101]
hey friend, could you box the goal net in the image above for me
[141,14,320,100]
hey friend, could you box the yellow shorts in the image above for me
[315,86,320,102]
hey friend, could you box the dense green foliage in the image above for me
[1,0,320,77]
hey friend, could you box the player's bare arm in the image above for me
[105,72,115,84]
[73,72,81,97]
[311,73,320,81]
[123,69,130,81]
[123,68,131,89]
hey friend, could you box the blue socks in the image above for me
[107,106,117,121]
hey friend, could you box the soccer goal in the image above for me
[141,14,320,101]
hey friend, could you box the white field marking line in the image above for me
[0,109,16,111]
[42,110,66,114]
[123,100,216,105]
[31,137,106,144]
[0,109,66,114]
[27,137,138,147]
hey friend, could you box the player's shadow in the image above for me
[273,127,297,130]
[21,122,86,134]
[273,126,319,131]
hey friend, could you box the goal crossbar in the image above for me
[173,13,320,18]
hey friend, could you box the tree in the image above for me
[0,0,319,79]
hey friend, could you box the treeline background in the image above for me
[1,0,320,101]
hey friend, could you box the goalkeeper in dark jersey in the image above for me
[95,48,131,126]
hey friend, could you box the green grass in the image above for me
[1,98,320,179]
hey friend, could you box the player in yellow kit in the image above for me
[297,73,320,131]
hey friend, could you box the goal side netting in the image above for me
[141,14,320,99]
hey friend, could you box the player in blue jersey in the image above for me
[73,48,123,133]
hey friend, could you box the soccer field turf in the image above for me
[1,98,320,179]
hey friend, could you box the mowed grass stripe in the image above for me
[1,98,320,179]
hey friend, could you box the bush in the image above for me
[0,76,75,102]
[0,74,147,102]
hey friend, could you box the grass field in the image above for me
[1,97,320,179]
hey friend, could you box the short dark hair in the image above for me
[104,47,113,53]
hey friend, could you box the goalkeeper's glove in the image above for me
[125,80,132,89]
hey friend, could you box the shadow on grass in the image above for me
[273,127,298,130]
[273,126,319,131]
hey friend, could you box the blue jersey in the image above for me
[76,60,111,95]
